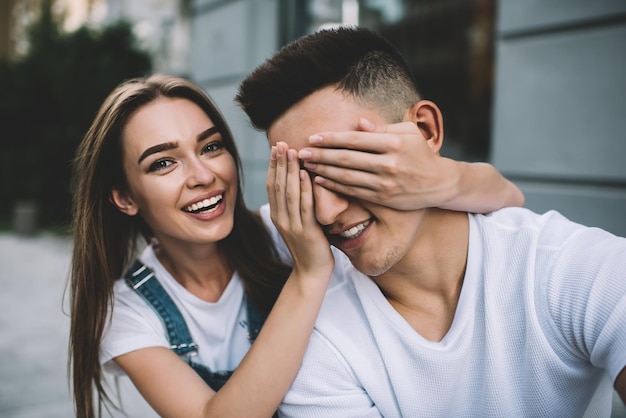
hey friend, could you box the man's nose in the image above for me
[186,158,216,187]
[313,182,349,226]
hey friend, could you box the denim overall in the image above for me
[123,259,266,392]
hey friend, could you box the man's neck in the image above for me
[374,209,469,342]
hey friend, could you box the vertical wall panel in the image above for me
[492,24,626,180]
[491,0,626,236]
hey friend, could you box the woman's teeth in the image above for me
[185,194,223,213]
[339,220,370,239]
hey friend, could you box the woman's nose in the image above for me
[186,158,216,187]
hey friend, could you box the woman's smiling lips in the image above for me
[182,191,225,218]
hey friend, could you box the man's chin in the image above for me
[345,254,390,278]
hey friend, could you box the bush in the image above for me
[0,4,152,230]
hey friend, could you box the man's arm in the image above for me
[298,118,524,213]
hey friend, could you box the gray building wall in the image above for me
[105,0,190,76]
[491,0,626,237]
[190,0,626,229]
[189,0,280,210]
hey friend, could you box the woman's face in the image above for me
[111,97,238,248]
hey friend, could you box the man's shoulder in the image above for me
[320,249,360,305]
[479,206,566,227]
[475,207,601,243]
[316,255,369,328]
[257,203,272,228]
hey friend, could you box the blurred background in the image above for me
[1,0,625,236]
[0,0,625,417]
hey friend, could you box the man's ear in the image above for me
[407,100,444,154]
[110,189,139,216]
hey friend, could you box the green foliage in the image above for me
[0,4,152,229]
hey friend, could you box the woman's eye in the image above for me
[148,159,173,172]
[202,141,224,154]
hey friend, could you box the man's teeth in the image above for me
[185,195,223,213]
[338,220,370,239]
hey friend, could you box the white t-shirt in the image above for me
[100,245,251,375]
[259,205,626,418]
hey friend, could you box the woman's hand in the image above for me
[267,141,334,280]
[297,118,523,212]
[296,118,446,210]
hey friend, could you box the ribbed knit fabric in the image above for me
[259,205,626,418]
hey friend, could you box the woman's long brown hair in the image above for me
[69,74,291,418]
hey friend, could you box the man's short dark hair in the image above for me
[236,26,421,132]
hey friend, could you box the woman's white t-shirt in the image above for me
[100,244,252,375]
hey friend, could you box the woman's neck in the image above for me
[153,239,234,302]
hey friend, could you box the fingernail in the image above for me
[277,144,284,155]
[270,146,277,159]
[299,149,312,159]
[303,161,317,170]
[287,149,295,162]
[309,134,323,144]
[314,176,326,185]
[360,118,375,129]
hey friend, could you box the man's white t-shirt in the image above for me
[100,245,251,375]
[259,205,626,418]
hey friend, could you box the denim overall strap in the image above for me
[123,259,270,394]
[192,299,266,391]
[123,259,198,356]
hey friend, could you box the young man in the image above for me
[236,27,626,417]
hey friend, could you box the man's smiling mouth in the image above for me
[338,220,370,239]
[184,194,223,213]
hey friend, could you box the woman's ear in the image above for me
[408,100,444,154]
[110,189,139,216]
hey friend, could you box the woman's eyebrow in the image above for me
[137,142,178,163]
[197,126,220,142]
[137,127,220,163]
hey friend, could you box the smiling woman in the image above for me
[68,74,335,418]
[109,97,238,246]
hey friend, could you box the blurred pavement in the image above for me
[0,232,624,418]
[0,232,157,418]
